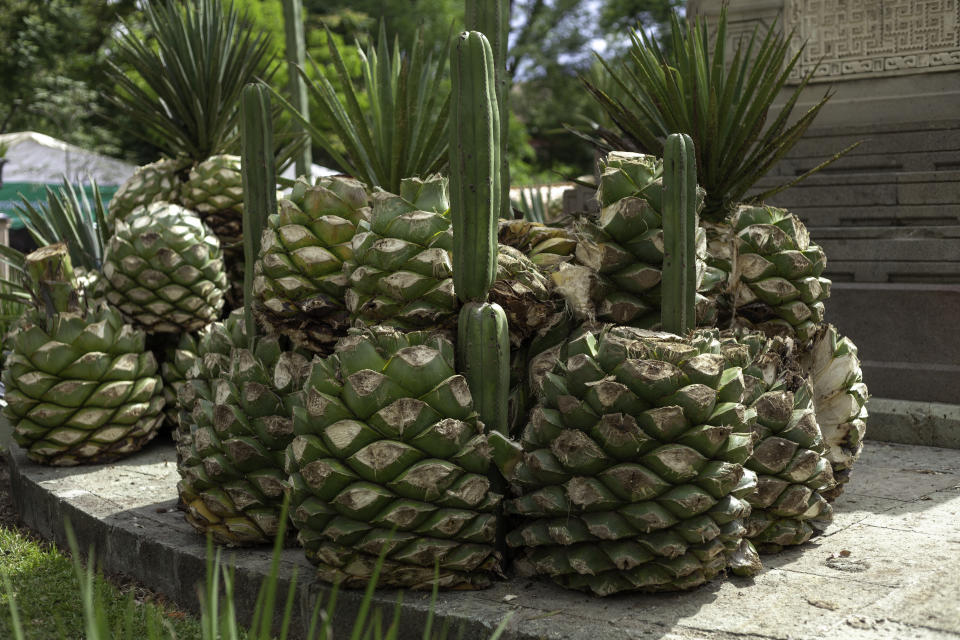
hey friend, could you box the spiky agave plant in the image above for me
[273,22,450,194]
[106,0,285,312]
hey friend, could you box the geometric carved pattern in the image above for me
[785,0,960,81]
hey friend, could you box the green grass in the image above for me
[0,525,205,639]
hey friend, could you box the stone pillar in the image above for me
[688,0,960,404]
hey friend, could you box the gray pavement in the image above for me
[6,437,960,640]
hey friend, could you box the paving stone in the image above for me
[841,464,960,502]
[762,523,957,588]
[825,617,960,639]
[615,569,890,640]
[819,493,905,536]
[861,565,960,635]
[861,486,960,536]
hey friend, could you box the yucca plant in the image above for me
[582,8,857,221]
[274,23,451,193]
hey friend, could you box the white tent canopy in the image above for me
[0,131,137,186]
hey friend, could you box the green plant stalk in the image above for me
[465,0,511,220]
[661,133,697,335]
[241,83,277,342]
[282,0,311,176]
[450,30,500,302]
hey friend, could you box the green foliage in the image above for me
[106,0,277,162]
[13,179,108,274]
[304,0,462,52]
[276,24,450,192]
[0,525,202,639]
[583,9,857,220]
[0,0,138,155]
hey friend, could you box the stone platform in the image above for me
[7,436,960,640]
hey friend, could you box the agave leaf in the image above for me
[580,7,856,220]
[106,0,277,162]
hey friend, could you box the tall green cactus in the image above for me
[450,30,500,302]
[241,83,277,341]
[282,0,311,176]
[450,30,509,440]
[465,0,511,219]
[661,132,698,335]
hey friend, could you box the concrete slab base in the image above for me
[8,438,960,640]
[867,399,960,449]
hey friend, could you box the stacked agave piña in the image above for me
[553,152,716,329]
[727,332,836,551]
[489,135,763,595]
[706,205,830,343]
[174,84,311,546]
[176,311,244,531]
[254,176,372,353]
[285,327,501,588]
[701,204,868,498]
[799,325,868,499]
[342,175,555,345]
[344,175,458,330]
[101,202,228,334]
[3,244,165,465]
[181,324,310,544]
[490,324,761,594]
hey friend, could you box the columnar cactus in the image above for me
[661,133,698,336]
[465,0,511,220]
[449,30,510,438]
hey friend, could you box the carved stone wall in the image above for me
[785,0,960,81]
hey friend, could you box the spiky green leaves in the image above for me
[3,305,164,466]
[581,8,854,220]
[106,0,275,163]
[255,176,370,353]
[286,327,501,589]
[275,23,450,193]
[102,203,228,334]
[490,325,759,595]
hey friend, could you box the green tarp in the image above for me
[0,182,118,230]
